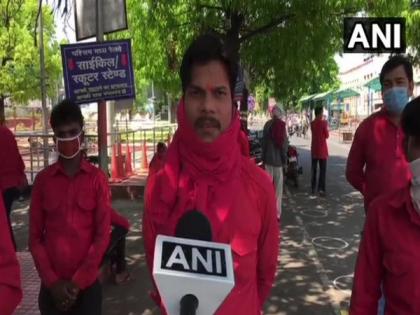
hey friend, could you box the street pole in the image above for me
[96,0,108,174]
[39,2,49,167]
[152,81,156,153]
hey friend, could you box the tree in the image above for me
[54,0,419,109]
[0,0,62,124]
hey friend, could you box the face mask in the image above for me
[383,87,409,114]
[56,131,82,159]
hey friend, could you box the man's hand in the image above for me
[50,280,79,311]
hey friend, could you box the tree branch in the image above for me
[240,13,295,42]
[197,3,225,12]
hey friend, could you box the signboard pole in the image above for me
[96,0,109,174]
[39,4,49,168]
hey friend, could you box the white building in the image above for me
[338,54,420,119]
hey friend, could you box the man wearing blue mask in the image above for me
[346,55,414,315]
[346,55,414,212]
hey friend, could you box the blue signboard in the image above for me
[61,40,135,104]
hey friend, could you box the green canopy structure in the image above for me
[312,91,332,101]
[332,87,360,99]
[364,77,381,92]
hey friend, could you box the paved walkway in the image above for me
[11,133,362,315]
[14,253,40,315]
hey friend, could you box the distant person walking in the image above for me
[262,105,288,218]
[310,106,329,196]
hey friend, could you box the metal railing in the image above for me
[16,123,178,184]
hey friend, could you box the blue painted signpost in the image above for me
[61,40,135,104]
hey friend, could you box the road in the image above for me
[268,134,365,315]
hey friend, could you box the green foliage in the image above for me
[100,0,420,111]
[0,0,62,104]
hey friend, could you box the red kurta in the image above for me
[350,186,420,315]
[0,126,25,192]
[0,195,22,315]
[29,159,111,289]
[346,109,411,209]
[310,118,329,159]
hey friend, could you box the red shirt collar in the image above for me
[50,157,93,176]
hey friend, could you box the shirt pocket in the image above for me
[75,190,97,227]
[43,192,62,218]
[231,233,258,285]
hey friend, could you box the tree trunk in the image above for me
[0,96,5,126]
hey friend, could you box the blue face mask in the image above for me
[383,87,409,114]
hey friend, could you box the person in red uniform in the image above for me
[143,34,279,315]
[148,142,167,176]
[29,99,111,315]
[103,208,131,285]
[346,55,414,211]
[350,96,420,315]
[0,125,27,249]
[0,194,22,315]
[310,106,329,196]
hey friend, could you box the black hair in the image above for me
[50,99,84,130]
[401,96,420,141]
[379,55,413,87]
[314,106,323,117]
[157,142,167,151]
[179,33,238,96]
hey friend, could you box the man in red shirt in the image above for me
[0,194,22,315]
[262,105,287,218]
[346,55,414,211]
[148,142,167,176]
[311,106,329,196]
[29,100,111,315]
[143,34,279,315]
[350,96,420,315]
[0,125,27,249]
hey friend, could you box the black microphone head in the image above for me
[175,210,212,241]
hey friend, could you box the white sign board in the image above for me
[75,0,128,41]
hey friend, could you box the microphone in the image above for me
[175,210,211,315]
[153,210,234,315]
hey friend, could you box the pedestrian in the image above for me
[349,96,420,315]
[102,208,131,285]
[29,99,111,315]
[0,125,27,250]
[0,194,22,315]
[143,34,279,315]
[262,105,288,218]
[346,55,413,212]
[148,142,167,176]
[310,106,329,196]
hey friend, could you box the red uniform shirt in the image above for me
[0,126,25,191]
[239,129,250,157]
[144,158,279,315]
[149,154,165,176]
[350,186,420,315]
[310,118,329,159]
[29,159,111,289]
[0,195,22,315]
[346,109,411,209]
